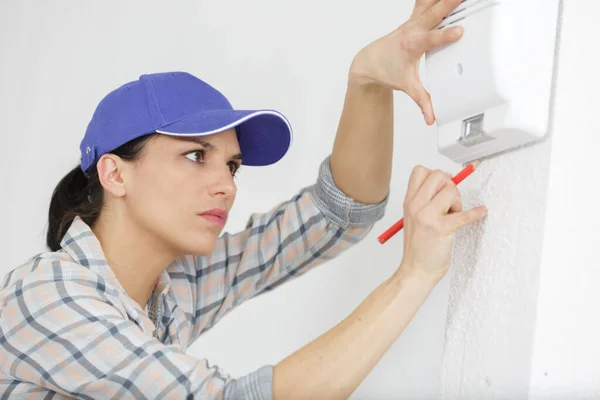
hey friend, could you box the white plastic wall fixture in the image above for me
[424,0,561,164]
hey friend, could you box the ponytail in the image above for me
[46,133,157,251]
[46,166,102,251]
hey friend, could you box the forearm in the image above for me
[330,68,394,205]
[272,268,437,399]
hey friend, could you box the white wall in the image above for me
[529,1,600,397]
[0,1,459,398]
[440,1,600,399]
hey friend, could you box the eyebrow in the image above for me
[187,138,243,161]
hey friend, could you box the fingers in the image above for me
[405,165,487,232]
[412,0,442,17]
[405,165,431,204]
[420,0,463,29]
[426,181,487,232]
[445,206,488,231]
[424,26,463,51]
[406,82,435,125]
[428,180,463,214]
[411,169,451,208]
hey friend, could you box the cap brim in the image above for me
[155,109,292,166]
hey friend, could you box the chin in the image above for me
[177,231,219,257]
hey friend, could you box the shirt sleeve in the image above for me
[0,265,272,400]
[189,155,388,340]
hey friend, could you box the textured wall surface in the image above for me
[441,1,600,398]
[440,140,553,399]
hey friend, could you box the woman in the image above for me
[0,0,487,398]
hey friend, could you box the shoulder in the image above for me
[0,250,120,312]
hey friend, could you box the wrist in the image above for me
[346,74,393,107]
[390,264,443,291]
[347,70,389,94]
[348,51,391,94]
[382,265,439,317]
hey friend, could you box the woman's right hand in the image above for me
[273,164,487,400]
[398,165,488,282]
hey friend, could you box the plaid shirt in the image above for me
[0,156,387,399]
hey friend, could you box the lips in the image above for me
[198,209,228,227]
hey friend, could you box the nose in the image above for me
[207,165,237,198]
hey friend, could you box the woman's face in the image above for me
[124,129,241,256]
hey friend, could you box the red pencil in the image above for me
[377,161,481,245]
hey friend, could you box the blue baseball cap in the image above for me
[80,71,293,174]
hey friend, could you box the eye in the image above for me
[184,150,205,163]
[228,162,241,178]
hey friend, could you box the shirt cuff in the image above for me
[225,365,273,400]
[310,156,389,229]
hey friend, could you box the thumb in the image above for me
[446,206,488,231]
[407,81,435,125]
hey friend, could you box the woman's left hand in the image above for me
[349,0,464,125]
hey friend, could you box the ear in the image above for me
[96,154,127,198]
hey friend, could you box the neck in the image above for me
[92,213,176,309]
